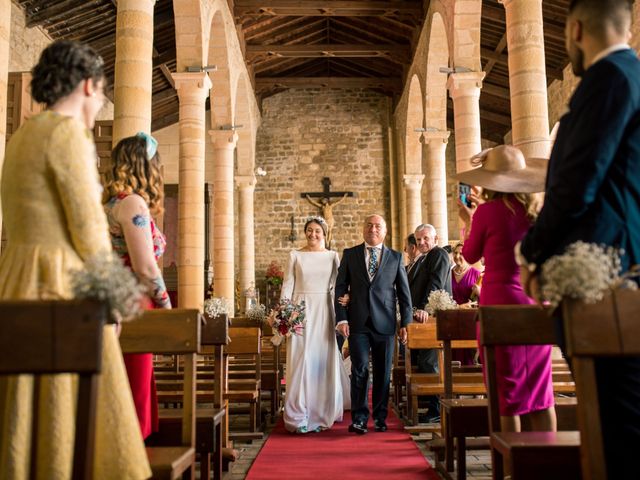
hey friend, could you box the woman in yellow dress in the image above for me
[0,40,150,479]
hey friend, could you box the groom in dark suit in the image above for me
[335,214,413,434]
[518,1,640,477]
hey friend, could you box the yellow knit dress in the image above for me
[0,111,151,480]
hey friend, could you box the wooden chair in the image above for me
[0,300,107,480]
[120,309,202,480]
[562,289,640,480]
[479,305,581,480]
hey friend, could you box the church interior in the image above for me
[1,0,640,479]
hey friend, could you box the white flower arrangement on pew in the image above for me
[425,289,458,315]
[70,252,146,324]
[540,241,638,308]
[247,303,267,324]
[204,296,231,318]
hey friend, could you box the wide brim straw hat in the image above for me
[453,145,548,194]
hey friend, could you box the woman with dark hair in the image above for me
[280,217,350,433]
[0,40,150,478]
[103,133,170,439]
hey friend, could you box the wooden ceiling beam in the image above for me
[481,83,510,99]
[26,0,106,27]
[234,1,422,17]
[246,44,410,61]
[255,76,401,91]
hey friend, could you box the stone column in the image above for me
[173,72,211,309]
[209,130,239,315]
[0,0,10,249]
[447,71,485,172]
[236,175,257,305]
[112,0,155,143]
[500,0,550,158]
[422,130,451,245]
[403,174,424,234]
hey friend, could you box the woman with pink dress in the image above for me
[455,145,556,434]
[451,243,481,365]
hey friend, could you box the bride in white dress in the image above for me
[281,216,351,433]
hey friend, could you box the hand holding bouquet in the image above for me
[267,298,306,346]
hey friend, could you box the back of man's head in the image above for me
[569,0,632,39]
[407,233,417,247]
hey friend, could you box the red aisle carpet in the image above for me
[245,410,440,480]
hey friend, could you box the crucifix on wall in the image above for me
[301,177,354,248]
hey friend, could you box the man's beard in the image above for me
[569,44,586,77]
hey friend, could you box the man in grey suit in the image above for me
[335,214,413,434]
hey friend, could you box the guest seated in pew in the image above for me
[518,1,640,476]
[0,40,150,478]
[103,133,172,440]
[455,145,557,434]
[412,224,452,424]
[451,243,481,366]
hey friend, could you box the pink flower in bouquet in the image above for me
[267,299,306,345]
[293,323,304,335]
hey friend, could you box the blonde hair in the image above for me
[102,135,164,216]
[482,189,542,222]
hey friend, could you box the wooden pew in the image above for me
[120,309,202,480]
[149,313,229,480]
[0,300,107,480]
[479,305,581,480]
[405,322,485,433]
[562,289,640,480]
[434,309,578,479]
[230,316,282,420]
[225,326,263,438]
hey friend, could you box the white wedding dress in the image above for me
[281,249,351,432]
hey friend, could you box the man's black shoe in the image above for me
[348,422,368,434]
[374,420,387,432]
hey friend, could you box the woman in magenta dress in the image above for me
[456,145,556,434]
[451,242,482,365]
[103,133,171,438]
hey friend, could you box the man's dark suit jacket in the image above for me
[335,244,413,336]
[410,246,452,311]
[521,48,640,270]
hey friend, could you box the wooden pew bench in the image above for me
[562,289,640,480]
[120,308,203,480]
[479,305,581,480]
[0,300,107,480]
[146,312,229,480]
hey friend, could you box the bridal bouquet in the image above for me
[266,298,306,346]
[425,289,458,315]
[69,252,146,324]
[540,241,636,307]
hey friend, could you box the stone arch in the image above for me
[451,0,482,71]
[173,0,209,72]
[424,12,449,132]
[233,72,256,176]
[206,6,233,128]
[404,74,425,175]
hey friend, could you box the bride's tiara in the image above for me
[305,215,328,227]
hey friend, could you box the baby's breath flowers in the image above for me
[247,303,267,323]
[204,296,231,318]
[540,241,630,307]
[426,289,458,315]
[70,252,145,323]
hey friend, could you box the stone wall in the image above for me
[253,88,392,282]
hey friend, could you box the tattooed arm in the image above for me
[116,194,171,309]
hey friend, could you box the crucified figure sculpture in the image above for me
[305,193,349,248]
